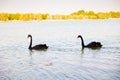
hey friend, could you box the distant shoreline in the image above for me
[0,18,120,22]
[0,10,120,21]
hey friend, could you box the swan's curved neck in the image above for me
[29,36,32,49]
[80,36,85,48]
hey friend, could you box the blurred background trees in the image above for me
[0,10,120,21]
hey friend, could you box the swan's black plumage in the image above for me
[27,34,48,50]
[77,35,102,49]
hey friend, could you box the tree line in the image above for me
[0,10,120,21]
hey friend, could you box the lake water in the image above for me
[0,19,120,80]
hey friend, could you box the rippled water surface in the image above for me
[0,20,120,80]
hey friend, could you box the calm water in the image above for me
[0,20,120,80]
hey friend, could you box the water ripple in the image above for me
[0,20,120,80]
[0,76,10,80]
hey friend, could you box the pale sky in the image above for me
[0,0,120,14]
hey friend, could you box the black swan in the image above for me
[77,35,102,49]
[27,34,48,50]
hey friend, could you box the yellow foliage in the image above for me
[0,10,120,21]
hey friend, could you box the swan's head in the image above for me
[77,35,82,38]
[27,34,32,38]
